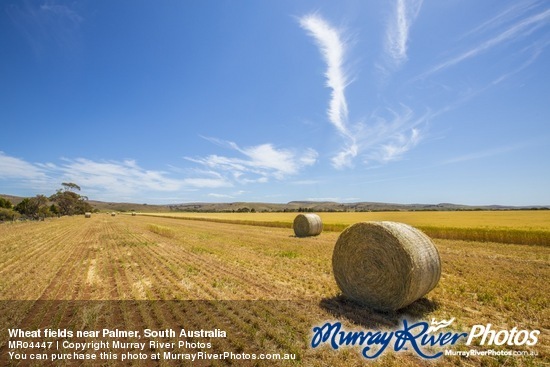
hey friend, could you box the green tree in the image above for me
[0,208,20,221]
[49,183,93,215]
[49,204,59,215]
[34,194,48,208]
[49,190,78,215]
[14,198,37,217]
[62,182,81,192]
[14,195,50,219]
[0,197,13,209]
[75,198,93,214]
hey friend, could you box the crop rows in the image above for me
[0,215,548,366]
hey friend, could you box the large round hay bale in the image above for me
[293,213,323,237]
[332,221,441,311]
[84,212,91,218]
[111,212,116,217]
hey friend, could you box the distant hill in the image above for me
[166,201,549,212]
[0,194,26,206]
[87,200,168,212]
[1,194,548,213]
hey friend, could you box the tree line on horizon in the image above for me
[0,182,95,221]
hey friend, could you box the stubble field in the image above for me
[0,213,548,366]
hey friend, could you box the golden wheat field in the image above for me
[142,210,550,230]
[144,210,550,246]
[0,213,549,366]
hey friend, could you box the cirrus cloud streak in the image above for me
[0,151,231,202]
[186,138,318,183]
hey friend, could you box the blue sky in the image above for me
[1,0,549,205]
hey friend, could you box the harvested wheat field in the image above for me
[0,214,548,366]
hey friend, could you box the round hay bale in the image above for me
[111,212,116,217]
[84,212,91,218]
[131,212,136,216]
[293,213,323,237]
[332,221,441,311]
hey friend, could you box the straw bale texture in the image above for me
[84,212,91,218]
[293,213,323,237]
[332,221,441,311]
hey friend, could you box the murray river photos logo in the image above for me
[310,318,540,359]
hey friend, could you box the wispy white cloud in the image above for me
[186,139,318,183]
[299,13,359,168]
[208,193,234,199]
[300,13,428,168]
[207,190,246,199]
[418,8,550,79]
[291,179,320,185]
[57,158,182,194]
[181,178,231,189]
[442,142,530,165]
[459,0,540,40]
[491,38,550,85]
[0,151,48,180]
[359,106,427,164]
[0,152,235,201]
[40,2,83,24]
[385,0,423,66]
[331,143,359,169]
[299,13,350,136]
[6,0,84,55]
[376,128,421,162]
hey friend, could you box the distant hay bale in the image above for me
[131,212,136,216]
[84,212,91,218]
[111,212,116,217]
[332,221,441,311]
[293,213,323,237]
